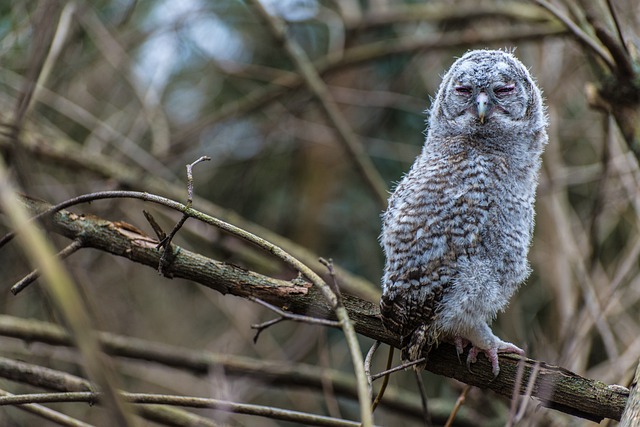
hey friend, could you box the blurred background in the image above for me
[1,0,640,425]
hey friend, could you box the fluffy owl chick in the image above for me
[380,49,547,376]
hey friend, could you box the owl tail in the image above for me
[402,324,434,371]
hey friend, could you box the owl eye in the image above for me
[494,84,515,96]
[454,86,472,95]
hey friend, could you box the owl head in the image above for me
[428,49,547,150]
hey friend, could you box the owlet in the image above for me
[380,49,547,376]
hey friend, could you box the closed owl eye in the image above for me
[454,85,472,95]
[494,84,515,96]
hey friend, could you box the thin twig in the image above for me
[26,2,77,120]
[250,297,341,343]
[507,349,528,426]
[250,297,340,328]
[11,239,84,295]
[443,385,470,427]
[370,357,427,381]
[515,362,542,422]
[577,0,633,78]
[605,0,629,56]
[414,371,432,427]
[320,257,342,298]
[157,156,210,275]
[532,0,615,71]
[251,317,286,343]
[364,341,380,389]
[142,210,166,241]
[591,24,635,78]
[12,2,74,131]
[370,346,394,414]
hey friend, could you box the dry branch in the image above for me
[0,391,371,427]
[0,315,456,423]
[10,195,630,423]
[0,387,92,427]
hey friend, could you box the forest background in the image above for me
[1,1,640,426]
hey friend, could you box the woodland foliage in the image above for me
[1,1,640,426]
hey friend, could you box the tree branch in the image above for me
[0,387,92,427]
[0,315,469,423]
[0,392,371,427]
[8,195,630,423]
[0,356,229,427]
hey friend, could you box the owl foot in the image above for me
[454,336,470,364]
[466,342,524,377]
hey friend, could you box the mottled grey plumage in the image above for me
[380,49,547,376]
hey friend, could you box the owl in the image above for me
[380,49,547,376]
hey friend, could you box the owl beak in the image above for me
[476,92,491,124]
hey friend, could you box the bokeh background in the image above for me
[1,0,640,425]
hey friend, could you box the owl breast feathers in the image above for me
[380,49,548,376]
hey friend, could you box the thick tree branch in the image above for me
[0,120,381,303]
[10,196,630,423]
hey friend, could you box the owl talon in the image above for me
[467,343,525,378]
[466,346,479,372]
[454,336,468,364]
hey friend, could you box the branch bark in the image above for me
[11,196,630,423]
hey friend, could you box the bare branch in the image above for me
[0,392,371,427]
[0,315,433,421]
[11,189,371,424]
[0,356,238,427]
[532,0,615,71]
[157,156,211,275]
[0,387,93,427]
[0,164,136,426]
[250,296,341,343]
[370,345,393,413]
[11,239,83,295]
[605,0,629,56]
[443,385,471,427]
[370,358,427,381]
[12,195,632,423]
